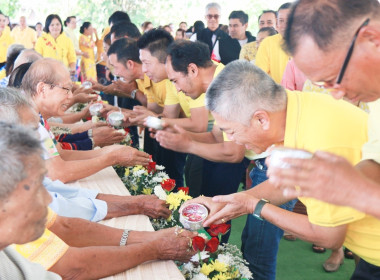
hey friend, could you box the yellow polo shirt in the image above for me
[285,90,380,266]
[0,31,14,63]
[255,34,290,84]
[12,208,69,269]
[11,26,37,48]
[361,99,380,164]
[35,33,76,67]
[164,79,192,117]
[137,74,167,107]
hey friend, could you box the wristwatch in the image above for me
[252,199,270,221]
[130,89,138,99]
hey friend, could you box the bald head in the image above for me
[21,58,69,96]
[14,49,42,69]
[284,0,380,55]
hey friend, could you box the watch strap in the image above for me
[130,89,138,99]
[252,199,269,221]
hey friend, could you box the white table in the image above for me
[68,167,185,280]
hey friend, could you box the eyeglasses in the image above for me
[312,18,370,89]
[206,14,220,20]
[49,84,72,95]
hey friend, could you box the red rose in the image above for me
[207,224,231,237]
[205,237,219,253]
[178,187,189,195]
[161,179,176,192]
[192,236,206,251]
[147,161,156,173]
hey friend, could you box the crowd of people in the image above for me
[0,0,379,279]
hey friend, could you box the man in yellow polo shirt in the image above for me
[255,3,291,83]
[185,61,379,279]
[11,16,37,48]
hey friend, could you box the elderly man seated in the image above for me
[0,122,196,279]
[19,58,151,183]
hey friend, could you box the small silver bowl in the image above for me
[180,203,208,231]
[82,81,93,89]
[89,103,103,116]
[269,147,313,169]
[108,111,124,127]
[145,116,163,130]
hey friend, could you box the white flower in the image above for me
[192,273,208,280]
[155,165,165,170]
[133,170,146,177]
[183,262,194,272]
[154,185,167,200]
[156,171,169,179]
[217,253,233,266]
[152,177,164,183]
[238,263,253,279]
[190,251,209,262]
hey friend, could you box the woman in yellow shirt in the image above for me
[35,14,76,74]
[79,22,97,81]
[0,13,14,68]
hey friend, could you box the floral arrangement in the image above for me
[182,224,252,280]
[120,163,252,279]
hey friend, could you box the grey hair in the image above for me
[14,49,42,69]
[206,60,287,125]
[205,2,221,14]
[0,121,42,200]
[0,87,32,123]
[21,58,64,96]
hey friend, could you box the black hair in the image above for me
[258,10,277,23]
[284,0,379,54]
[107,37,141,64]
[79,22,91,34]
[6,46,25,76]
[193,20,205,35]
[64,16,76,27]
[104,33,111,46]
[229,10,249,25]
[44,14,63,34]
[175,29,185,37]
[278,2,292,11]
[167,40,213,75]
[35,22,42,27]
[258,27,278,36]
[137,29,174,63]
[8,63,33,88]
[110,21,141,40]
[179,21,187,26]
[108,11,131,26]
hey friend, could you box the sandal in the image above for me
[344,248,354,259]
[312,244,326,253]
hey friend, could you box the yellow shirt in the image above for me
[11,26,37,48]
[285,90,380,266]
[64,28,79,51]
[164,79,192,117]
[35,33,76,67]
[239,41,258,62]
[137,74,167,107]
[255,34,290,84]
[12,208,69,269]
[0,30,14,63]
[362,99,380,164]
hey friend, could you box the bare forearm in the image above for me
[60,112,86,124]
[163,117,207,133]
[187,131,217,143]
[46,154,113,183]
[58,147,104,160]
[246,180,296,206]
[188,141,245,163]
[50,243,158,280]
[96,193,143,219]
[356,160,380,184]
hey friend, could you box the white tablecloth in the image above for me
[68,167,184,280]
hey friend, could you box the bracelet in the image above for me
[130,89,138,99]
[88,129,93,137]
[120,229,130,246]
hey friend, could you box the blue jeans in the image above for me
[241,158,297,280]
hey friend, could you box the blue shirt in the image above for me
[44,177,107,222]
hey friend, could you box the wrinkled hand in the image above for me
[77,120,107,132]
[130,106,157,126]
[92,126,125,147]
[202,192,258,227]
[179,196,226,227]
[155,125,192,153]
[135,195,171,218]
[73,91,98,104]
[109,145,151,166]
[266,150,363,204]
[89,79,105,91]
[154,228,197,262]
